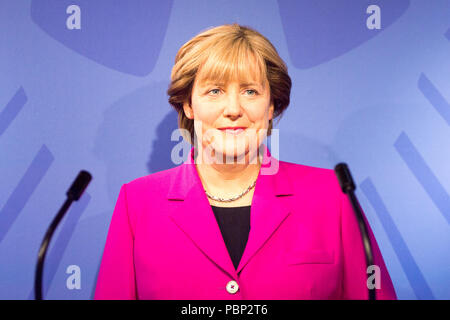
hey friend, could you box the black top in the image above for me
[211,205,251,270]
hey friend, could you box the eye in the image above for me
[244,89,258,96]
[208,88,221,95]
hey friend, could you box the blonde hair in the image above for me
[167,23,291,145]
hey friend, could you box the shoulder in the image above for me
[122,164,182,195]
[278,160,342,200]
[279,160,338,185]
[278,161,345,228]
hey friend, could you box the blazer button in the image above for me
[226,280,239,294]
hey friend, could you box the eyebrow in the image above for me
[241,82,262,87]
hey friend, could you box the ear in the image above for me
[183,101,194,119]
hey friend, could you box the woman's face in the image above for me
[183,68,274,164]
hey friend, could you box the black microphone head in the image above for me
[67,170,92,201]
[334,162,356,194]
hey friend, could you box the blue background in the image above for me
[0,0,449,299]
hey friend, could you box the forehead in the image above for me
[195,49,268,88]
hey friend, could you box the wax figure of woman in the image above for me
[94,24,397,300]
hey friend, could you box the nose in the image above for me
[223,91,243,118]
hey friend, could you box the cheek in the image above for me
[192,101,220,126]
[247,105,271,123]
[247,96,272,120]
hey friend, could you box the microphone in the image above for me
[34,170,92,300]
[334,163,376,300]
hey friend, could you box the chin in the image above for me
[216,144,250,164]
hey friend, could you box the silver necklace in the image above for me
[204,180,257,202]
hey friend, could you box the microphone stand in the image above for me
[334,163,376,300]
[34,170,92,300]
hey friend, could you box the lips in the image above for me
[218,127,247,130]
[218,127,247,135]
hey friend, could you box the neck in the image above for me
[194,148,262,196]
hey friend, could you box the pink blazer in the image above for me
[94,145,397,300]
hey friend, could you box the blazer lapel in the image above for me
[236,145,294,274]
[166,145,294,278]
[166,148,238,279]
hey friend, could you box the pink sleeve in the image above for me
[94,184,137,300]
[340,190,397,300]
